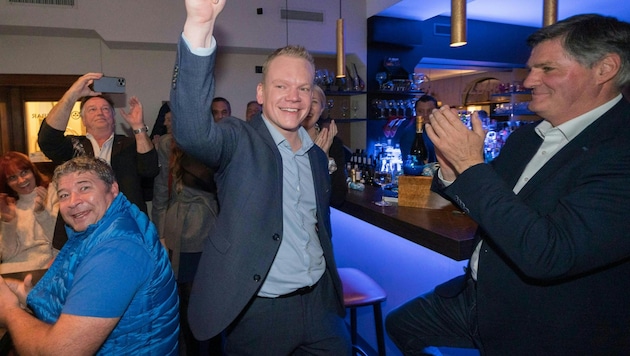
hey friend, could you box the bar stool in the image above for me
[338,267,387,356]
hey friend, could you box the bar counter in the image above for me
[331,185,479,355]
[336,184,477,261]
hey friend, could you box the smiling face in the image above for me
[57,171,118,232]
[81,97,116,134]
[256,55,314,135]
[6,169,37,196]
[303,87,325,131]
[523,38,602,126]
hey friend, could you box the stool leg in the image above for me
[374,303,386,356]
[350,307,358,346]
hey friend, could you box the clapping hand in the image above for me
[119,96,145,130]
[0,193,16,222]
[425,106,485,180]
[314,120,338,156]
[33,186,48,213]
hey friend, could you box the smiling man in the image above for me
[169,0,350,354]
[386,14,630,355]
[0,156,179,355]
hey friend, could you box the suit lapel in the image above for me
[516,99,628,198]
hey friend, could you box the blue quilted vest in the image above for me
[27,194,179,355]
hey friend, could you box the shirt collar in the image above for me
[261,114,314,154]
[86,131,115,143]
[535,94,622,141]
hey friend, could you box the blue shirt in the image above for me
[257,116,326,297]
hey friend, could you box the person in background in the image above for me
[0,152,58,274]
[0,156,179,355]
[152,105,221,355]
[386,14,630,355]
[170,0,351,354]
[150,102,172,144]
[211,97,232,122]
[37,73,159,215]
[245,100,262,121]
[302,85,347,207]
[398,94,438,164]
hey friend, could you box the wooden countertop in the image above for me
[335,185,477,261]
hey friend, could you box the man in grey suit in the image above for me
[386,14,630,355]
[169,0,351,354]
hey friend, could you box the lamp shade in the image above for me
[543,0,558,27]
[450,0,467,47]
[336,18,346,78]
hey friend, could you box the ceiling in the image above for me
[371,0,630,80]
[374,0,630,28]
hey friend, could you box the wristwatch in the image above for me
[328,157,337,174]
[133,125,149,135]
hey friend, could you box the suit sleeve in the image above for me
[169,36,225,169]
[443,139,630,280]
[37,120,75,164]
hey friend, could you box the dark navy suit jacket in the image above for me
[434,98,630,354]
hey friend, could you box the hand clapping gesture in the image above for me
[0,193,16,222]
[314,120,338,156]
[425,106,486,181]
[119,96,145,129]
[33,186,48,213]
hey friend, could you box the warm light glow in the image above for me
[336,18,346,78]
[450,0,467,47]
[543,0,558,27]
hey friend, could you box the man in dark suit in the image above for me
[38,74,158,215]
[169,0,351,355]
[386,14,630,355]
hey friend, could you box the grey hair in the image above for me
[53,156,116,189]
[527,14,630,88]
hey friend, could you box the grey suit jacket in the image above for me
[436,98,630,354]
[170,38,345,340]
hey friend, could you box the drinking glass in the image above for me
[327,99,334,119]
[373,169,393,207]
[375,72,388,90]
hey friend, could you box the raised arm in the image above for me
[45,73,103,131]
[183,0,226,48]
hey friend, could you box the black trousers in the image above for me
[385,278,483,356]
[224,272,351,356]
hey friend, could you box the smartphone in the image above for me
[93,76,126,93]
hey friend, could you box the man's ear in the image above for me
[595,53,621,85]
[111,181,120,197]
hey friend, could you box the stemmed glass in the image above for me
[373,166,393,207]
[326,99,334,119]
[375,72,388,90]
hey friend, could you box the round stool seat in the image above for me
[338,267,387,355]
[339,268,387,307]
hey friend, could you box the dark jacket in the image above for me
[37,121,159,213]
[435,98,630,354]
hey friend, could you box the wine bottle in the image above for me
[410,116,428,164]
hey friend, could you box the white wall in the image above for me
[0,0,368,132]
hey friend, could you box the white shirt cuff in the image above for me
[181,33,216,57]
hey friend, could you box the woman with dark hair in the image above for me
[0,151,58,273]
